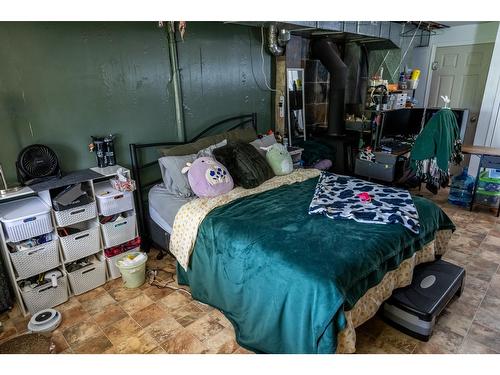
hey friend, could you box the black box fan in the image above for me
[16,144,62,186]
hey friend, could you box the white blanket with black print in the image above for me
[308,172,420,234]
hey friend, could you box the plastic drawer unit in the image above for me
[101,213,137,248]
[0,197,53,243]
[94,181,134,217]
[53,201,97,227]
[59,223,101,262]
[19,270,69,315]
[9,236,60,279]
[67,255,106,295]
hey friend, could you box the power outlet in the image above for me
[279,95,285,118]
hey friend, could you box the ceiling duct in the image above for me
[268,24,291,56]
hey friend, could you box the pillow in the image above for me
[224,127,258,143]
[262,143,293,176]
[159,143,199,157]
[250,134,277,157]
[196,139,227,158]
[158,154,196,197]
[213,142,274,189]
[159,134,226,157]
[159,127,257,157]
[182,157,234,198]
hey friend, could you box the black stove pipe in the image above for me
[311,39,348,136]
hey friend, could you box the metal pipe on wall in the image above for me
[268,24,284,56]
[167,22,186,142]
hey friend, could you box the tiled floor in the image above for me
[0,255,248,354]
[1,187,499,354]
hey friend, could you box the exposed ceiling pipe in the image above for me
[267,24,290,56]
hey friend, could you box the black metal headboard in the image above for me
[129,113,257,251]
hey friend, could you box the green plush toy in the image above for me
[261,143,293,176]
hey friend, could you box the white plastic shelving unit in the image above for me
[0,165,138,316]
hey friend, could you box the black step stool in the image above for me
[382,259,466,341]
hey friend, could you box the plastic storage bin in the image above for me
[59,223,101,262]
[54,201,97,227]
[0,197,53,243]
[52,183,94,212]
[106,248,139,279]
[448,167,475,207]
[475,170,500,208]
[489,169,500,179]
[475,191,500,207]
[67,255,106,295]
[19,270,69,315]
[9,236,60,279]
[101,212,136,248]
[94,181,134,216]
[354,157,396,182]
[478,170,500,193]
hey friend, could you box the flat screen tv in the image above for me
[378,107,469,144]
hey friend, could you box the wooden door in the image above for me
[428,43,494,145]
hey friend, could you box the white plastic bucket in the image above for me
[115,252,147,289]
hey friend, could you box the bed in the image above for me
[148,184,192,234]
[130,113,258,257]
[129,113,455,354]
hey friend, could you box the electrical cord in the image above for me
[146,268,214,310]
[391,21,422,82]
[146,268,192,296]
[260,26,283,96]
[374,50,391,79]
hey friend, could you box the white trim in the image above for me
[483,77,500,146]
[422,44,437,107]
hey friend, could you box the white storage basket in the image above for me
[106,248,139,279]
[60,224,101,262]
[0,197,53,243]
[101,213,136,248]
[20,271,69,315]
[54,201,97,227]
[67,255,106,295]
[9,237,60,279]
[94,181,134,216]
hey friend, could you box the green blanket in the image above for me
[410,108,460,176]
[177,177,454,353]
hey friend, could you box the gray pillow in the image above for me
[158,154,196,197]
[250,134,277,157]
[196,139,227,158]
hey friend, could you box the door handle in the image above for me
[470,115,477,123]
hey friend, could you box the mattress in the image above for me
[148,184,193,234]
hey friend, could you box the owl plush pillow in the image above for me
[261,143,293,176]
[182,157,234,198]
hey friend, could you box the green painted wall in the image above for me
[368,48,403,83]
[0,22,272,184]
[178,22,272,138]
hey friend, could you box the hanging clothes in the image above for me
[410,108,463,194]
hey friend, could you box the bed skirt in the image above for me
[336,229,453,353]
